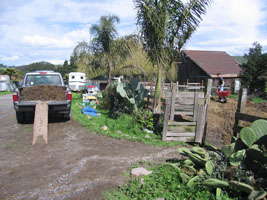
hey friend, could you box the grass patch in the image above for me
[71,93,184,147]
[251,97,267,103]
[229,93,238,99]
[0,91,12,95]
[105,163,236,200]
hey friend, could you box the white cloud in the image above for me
[1,55,20,62]
[21,35,74,48]
[186,0,267,55]
[21,26,90,49]
[47,59,65,65]
[0,0,266,66]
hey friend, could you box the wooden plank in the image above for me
[162,98,171,141]
[237,88,247,113]
[32,101,48,145]
[168,121,197,126]
[175,105,193,110]
[175,99,194,104]
[233,88,248,137]
[195,104,206,143]
[170,83,177,121]
[165,92,172,98]
[166,132,195,137]
[235,112,267,122]
[205,79,212,105]
[188,86,203,90]
[193,92,199,121]
[176,92,204,98]
[174,111,194,115]
[165,136,195,142]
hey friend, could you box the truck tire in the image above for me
[16,112,25,124]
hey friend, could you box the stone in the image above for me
[102,125,108,131]
[131,167,152,176]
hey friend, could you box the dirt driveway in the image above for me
[0,94,179,200]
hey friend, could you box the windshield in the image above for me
[25,74,62,86]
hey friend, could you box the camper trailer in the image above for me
[68,72,86,91]
[0,75,11,92]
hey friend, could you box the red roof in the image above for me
[184,50,242,77]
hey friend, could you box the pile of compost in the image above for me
[21,85,66,101]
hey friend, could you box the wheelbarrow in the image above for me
[216,90,231,103]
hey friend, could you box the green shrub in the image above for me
[105,164,221,200]
[134,108,154,130]
[99,79,148,118]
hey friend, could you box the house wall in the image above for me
[178,57,210,85]
[178,57,239,93]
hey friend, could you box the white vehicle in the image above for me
[68,72,86,91]
[0,75,11,91]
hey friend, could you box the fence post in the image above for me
[162,98,171,141]
[233,88,247,137]
[237,88,247,113]
[193,92,199,121]
[170,83,177,121]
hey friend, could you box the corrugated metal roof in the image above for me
[184,50,242,77]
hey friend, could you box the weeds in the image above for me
[72,93,184,147]
[105,163,236,200]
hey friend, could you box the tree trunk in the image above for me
[107,55,112,84]
[153,63,162,114]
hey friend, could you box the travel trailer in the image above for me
[0,75,12,91]
[68,72,86,91]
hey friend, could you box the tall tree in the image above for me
[241,42,267,94]
[90,15,120,83]
[2,68,18,82]
[135,0,212,113]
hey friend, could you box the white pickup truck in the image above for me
[13,71,72,123]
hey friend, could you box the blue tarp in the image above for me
[82,106,98,117]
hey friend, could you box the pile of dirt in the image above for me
[21,85,66,101]
[206,98,267,148]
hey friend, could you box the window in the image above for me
[25,74,62,86]
[72,76,75,79]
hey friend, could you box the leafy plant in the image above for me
[102,78,148,118]
[105,164,220,200]
[116,77,148,112]
[176,119,267,198]
[134,108,154,130]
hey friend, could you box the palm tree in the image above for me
[90,15,120,83]
[2,68,18,82]
[135,0,212,113]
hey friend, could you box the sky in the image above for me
[0,0,266,66]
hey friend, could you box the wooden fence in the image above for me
[162,79,212,144]
[142,82,206,112]
[233,88,267,136]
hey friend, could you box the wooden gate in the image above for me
[162,79,212,144]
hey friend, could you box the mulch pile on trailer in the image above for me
[21,85,66,101]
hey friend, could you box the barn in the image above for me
[178,50,242,93]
